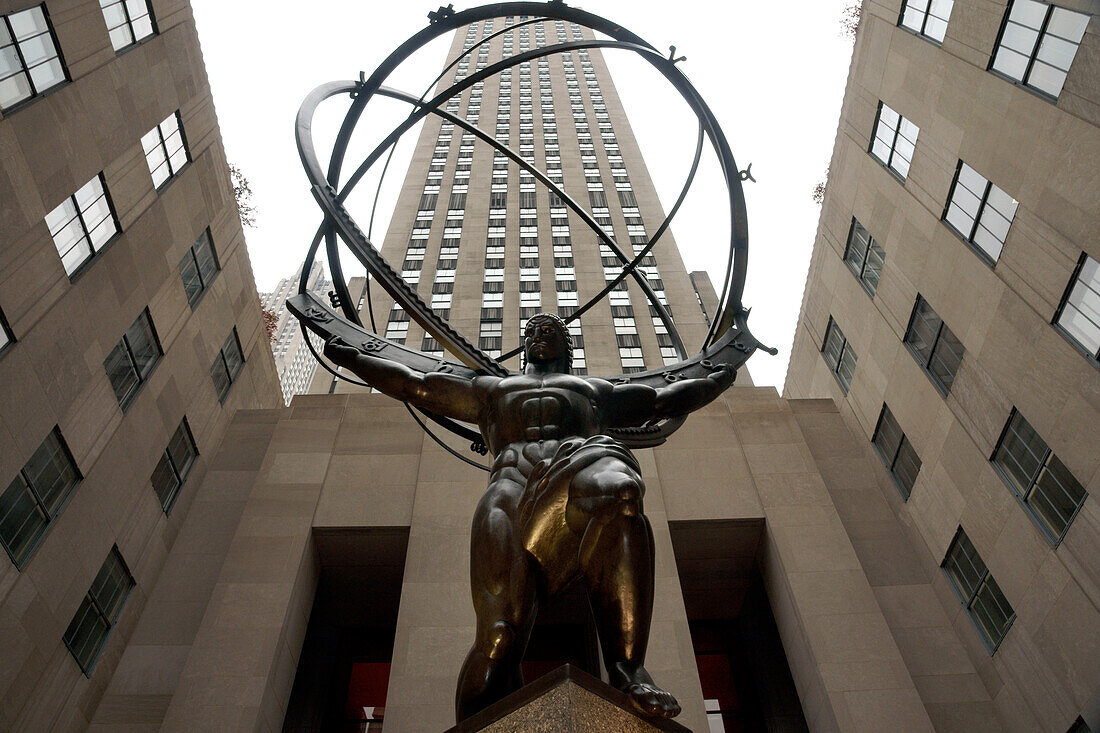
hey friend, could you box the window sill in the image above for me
[942,221,1000,269]
[112,32,159,57]
[987,68,1060,105]
[1051,323,1100,371]
[66,232,123,284]
[0,78,70,118]
[869,154,908,185]
[903,343,953,398]
[153,160,192,194]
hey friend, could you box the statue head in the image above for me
[522,313,573,373]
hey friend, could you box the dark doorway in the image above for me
[282,528,409,733]
[670,519,808,732]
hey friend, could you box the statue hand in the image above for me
[708,363,736,390]
[324,335,360,367]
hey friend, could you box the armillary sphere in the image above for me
[287,0,776,469]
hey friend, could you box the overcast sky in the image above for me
[191,1,855,388]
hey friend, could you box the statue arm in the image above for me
[601,364,735,426]
[323,338,483,423]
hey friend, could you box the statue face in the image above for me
[524,320,566,364]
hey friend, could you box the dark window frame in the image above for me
[178,229,220,309]
[150,418,198,514]
[897,0,954,43]
[143,110,190,190]
[941,527,1015,653]
[46,172,121,280]
[100,0,158,54]
[62,546,135,675]
[0,427,82,569]
[868,101,918,182]
[0,4,69,114]
[210,327,245,403]
[0,306,14,357]
[991,409,1089,545]
[871,404,922,499]
[1052,252,1100,366]
[820,316,858,394]
[903,295,965,395]
[842,218,885,296]
[987,0,1089,102]
[104,308,163,411]
[941,160,1017,266]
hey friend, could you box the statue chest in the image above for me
[494,384,598,441]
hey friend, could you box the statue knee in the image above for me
[480,620,517,661]
[604,475,643,518]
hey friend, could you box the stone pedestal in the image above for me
[446,665,691,733]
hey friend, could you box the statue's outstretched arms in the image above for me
[599,364,736,427]
[324,337,483,423]
[653,363,735,418]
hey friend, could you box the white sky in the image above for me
[191,1,855,388]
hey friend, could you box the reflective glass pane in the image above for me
[929,324,964,391]
[63,597,107,672]
[945,531,985,600]
[27,56,63,92]
[9,7,48,38]
[125,312,159,379]
[0,476,48,566]
[150,454,179,510]
[194,235,218,285]
[1046,7,1089,44]
[1027,61,1067,97]
[210,359,231,401]
[1029,452,1085,538]
[971,575,1013,647]
[873,407,903,463]
[893,439,922,495]
[906,299,940,364]
[178,252,202,305]
[992,46,1029,80]
[104,341,139,405]
[89,551,130,621]
[863,239,885,293]
[167,424,196,479]
[994,412,1046,494]
[1007,0,1047,31]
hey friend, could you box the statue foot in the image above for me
[608,664,681,719]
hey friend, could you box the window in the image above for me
[821,317,857,393]
[0,428,80,568]
[872,404,921,498]
[210,328,244,402]
[992,410,1088,543]
[178,230,219,307]
[135,396,194,501]
[843,218,885,295]
[45,174,118,277]
[100,0,155,51]
[904,296,964,393]
[899,0,954,42]
[63,547,134,675]
[1053,253,1100,361]
[869,102,918,180]
[943,162,1018,262]
[0,307,11,353]
[0,5,66,111]
[990,0,1089,99]
[942,528,1014,651]
[141,111,189,188]
[104,309,161,409]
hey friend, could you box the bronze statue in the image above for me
[325,313,736,721]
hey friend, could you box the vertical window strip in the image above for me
[1053,253,1100,361]
[0,5,67,111]
[992,409,1088,543]
[872,404,922,498]
[100,0,156,51]
[990,0,1089,99]
[943,161,1018,262]
[45,174,119,276]
[942,528,1015,651]
[63,546,134,674]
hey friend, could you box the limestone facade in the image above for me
[0,0,281,728]
[785,1,1100,730]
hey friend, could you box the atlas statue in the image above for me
[287,0,774,724]
[326,313,734,718]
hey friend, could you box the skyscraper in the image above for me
[263,262,330,404]
[785,1,1099,729]
[309,13,728,395]
[0,0,280,728]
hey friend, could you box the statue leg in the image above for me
[455,478,537,722]
[569,457,681,719]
